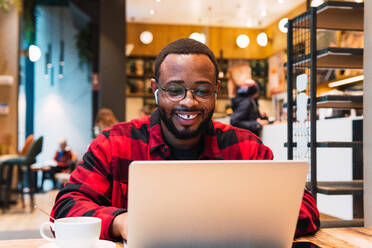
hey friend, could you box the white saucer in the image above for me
[39,239,117,248]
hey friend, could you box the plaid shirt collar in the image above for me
[148,109,224,160]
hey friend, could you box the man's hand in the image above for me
[257,118,269,126]
[110,212,128,240]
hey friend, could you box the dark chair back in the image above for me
[24,136,43,166]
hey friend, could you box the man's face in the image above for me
[60,141,67,150]
[153,54,219,140]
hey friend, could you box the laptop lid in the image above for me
[127,160,309,248]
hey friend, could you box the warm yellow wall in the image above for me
[264,2,307,57]
[127,23,267,59]
[127,2,307,59]
[208,26,266,59]
[0,7,20,153]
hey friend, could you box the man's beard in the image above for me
[158,106,214,140]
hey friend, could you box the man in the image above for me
[53,139,73,170]
[51,38,319,241]
[42,139,73,189]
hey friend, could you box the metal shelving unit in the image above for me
[286,1,364,227]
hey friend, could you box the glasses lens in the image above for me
[165,84,185,100]
[194,85,214,99]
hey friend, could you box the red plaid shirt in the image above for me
[51,110,319,240]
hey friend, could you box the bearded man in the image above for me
[51,38,319,241]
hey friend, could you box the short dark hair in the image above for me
[154,38,219,83]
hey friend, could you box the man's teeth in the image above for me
[178,114,197,120]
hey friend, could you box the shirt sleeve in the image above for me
[295,189,320,237]
[50,134,126,241]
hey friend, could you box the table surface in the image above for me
[0,239,123,248]
[0,227,371,248]
[294,227,372,248]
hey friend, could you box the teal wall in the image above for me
[33,6,92,162]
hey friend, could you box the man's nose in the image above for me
[179,90,198,107]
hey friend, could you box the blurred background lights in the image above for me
[279,18,289,33]
[189,32,206,44]
[257,32,268,47]
[236,34,250,48]
[140,31,153,44]
[29,45,42,62]
[311,0,324,7]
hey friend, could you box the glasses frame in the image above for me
[157,83,218,103]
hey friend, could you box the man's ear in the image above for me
[150,79,159,104]
[150,78,158,93]
[216,80,221,99]
[217,80,221,91]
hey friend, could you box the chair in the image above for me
[0,134,34,163]
[0,136,43,212]
[19,135,35,156]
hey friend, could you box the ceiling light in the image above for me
[29,45,42,62]
[155,0,161,2]
[189,32,206,44]
[150,9,155,15]
[328,75,364,88]
[140,31,153,45]
[279,18,288,33]
[236,34,250,48]
[260,10,267,17]
[354,0,363,2]
[257,32,268,47]
[311,0,324,7]
[278,0,284,3]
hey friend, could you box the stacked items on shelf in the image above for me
[286,1,364,227]
[0,75,13,115]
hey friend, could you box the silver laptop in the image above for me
[127,160,309,248]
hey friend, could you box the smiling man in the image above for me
[51,38,320,241]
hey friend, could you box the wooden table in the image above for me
[0,227,371,248]
[295,227,372,248]
[0,239,123,248]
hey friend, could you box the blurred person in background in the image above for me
[138,104,154,118]
[228,63,268,136]
[94,108,118,137]
[230,81,268,136]
[42,139,73,189]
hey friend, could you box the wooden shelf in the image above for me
[285,141,362,149]
[127,94,153,98]
[284,95,363,109]
[316,95,363,109]
[316,141,362,148]
[127,74,153,79]
[291,47,363,69]
[317,180,363,195]
[320,218,364,228]
[293,1,364,31]
[0,75,14,86]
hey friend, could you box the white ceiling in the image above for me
[127,0,305,28]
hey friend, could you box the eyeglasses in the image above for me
[158,83,217,102]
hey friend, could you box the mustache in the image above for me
[171,107,204,113]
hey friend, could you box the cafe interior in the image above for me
[0,0,371,246]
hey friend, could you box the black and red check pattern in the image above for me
[51,109,319,240]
